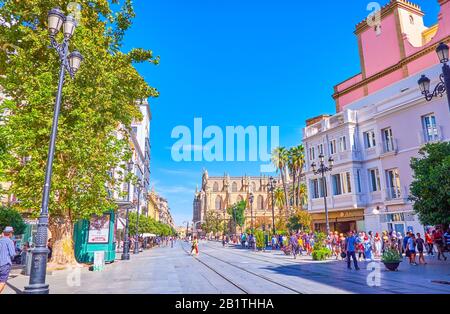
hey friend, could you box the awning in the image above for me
[142,233,157,237]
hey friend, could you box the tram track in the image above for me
[203,242,450,294]
[180,242,250,294]
[181,242,303,294]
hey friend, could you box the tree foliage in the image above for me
[0,206,27,235]
[128,213,175,237]
[409,142,450,226]
[202,210,223,235]
[227,200,246,228]
[0,0,158,264]
[287,208,312,232]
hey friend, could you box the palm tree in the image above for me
[294,145,305,208]
[272,147,289,213]
[287,145,305,208]
[274,187,285,216]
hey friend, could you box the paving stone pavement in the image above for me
[2,240,450,294]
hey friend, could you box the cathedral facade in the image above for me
[193,170,282,232]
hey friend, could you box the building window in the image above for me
[213,182,219,192]
[309,147,315,161]
[368,168,381,192]
[332,172,352,195]
[339,136,347,152]
[382,128,395,153]
[317,144,324,156]
[422,114,439,143]
[257,195,264,209]
[409,15,414,24]
[329,139,337,155]
[232,182,238,192]
[364,131,376,149]
[215,196,222,210]
[332,174,342,196]
[386,168,401,200]
[311,178,327,199]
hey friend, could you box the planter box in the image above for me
[383,262,401,271]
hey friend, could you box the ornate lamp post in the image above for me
[311,154,334,235]
[133,178,143,254]
[121,161,134,261]
[268,177,277,235]
[249,193,254,231]
[418,42,450,111]
[24,8,83,295]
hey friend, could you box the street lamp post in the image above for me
[121,161,134,261]
[249,193,254,231]
[24,8,83,295]
[311,154,334,235]
[133,179,143,254]
[418,42,450,111]
[268,177,277,235]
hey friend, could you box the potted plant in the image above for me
[255,230,265,252]
[311,232,331,261]
[381,248,403,271]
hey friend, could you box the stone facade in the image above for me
[193,170,283,232]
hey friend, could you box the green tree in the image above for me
[410,142,450,226]
[202,210,222,235]
[274,188,285,214]
[0,206,27,235]
[227,200,246,233]
[0,0,159,265]
[287,145,305,208]
[287,208,312,232]
[272,147,289,214]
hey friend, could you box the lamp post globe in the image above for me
[436,42,449,63]
[48,8,65,36]
[68,51,83,73]
[418,75,431,95]
[63,14,77,39]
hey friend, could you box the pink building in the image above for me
[303,0,450,234]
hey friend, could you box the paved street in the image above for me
[4,241,450,294]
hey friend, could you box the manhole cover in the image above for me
[432,280,450,285]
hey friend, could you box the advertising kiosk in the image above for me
[73,211,116,264]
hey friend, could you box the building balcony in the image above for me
[417,126,444,146]
[303,110,356,139]
[381,139,398,156]
[385,186,401,201]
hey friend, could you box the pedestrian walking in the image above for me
[433,228,447,261]
[425,230,434,256]
[407,233,418,266]
[289,233,299,259]
[415,233,427,265]
[191,236,199,256]
[444,228,450,252]
[0,227,17,294]
[346,231,360,271]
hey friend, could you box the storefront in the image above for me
[311,209,365,234]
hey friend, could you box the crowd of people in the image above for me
[272,226,450,268]
[219,226,450,271]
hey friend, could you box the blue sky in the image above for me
[121,0,439,225]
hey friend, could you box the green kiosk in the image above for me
[73,211,116,264]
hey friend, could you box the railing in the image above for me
[385,186,402,201]
[381,138,398,154]
[418,126,443,145]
